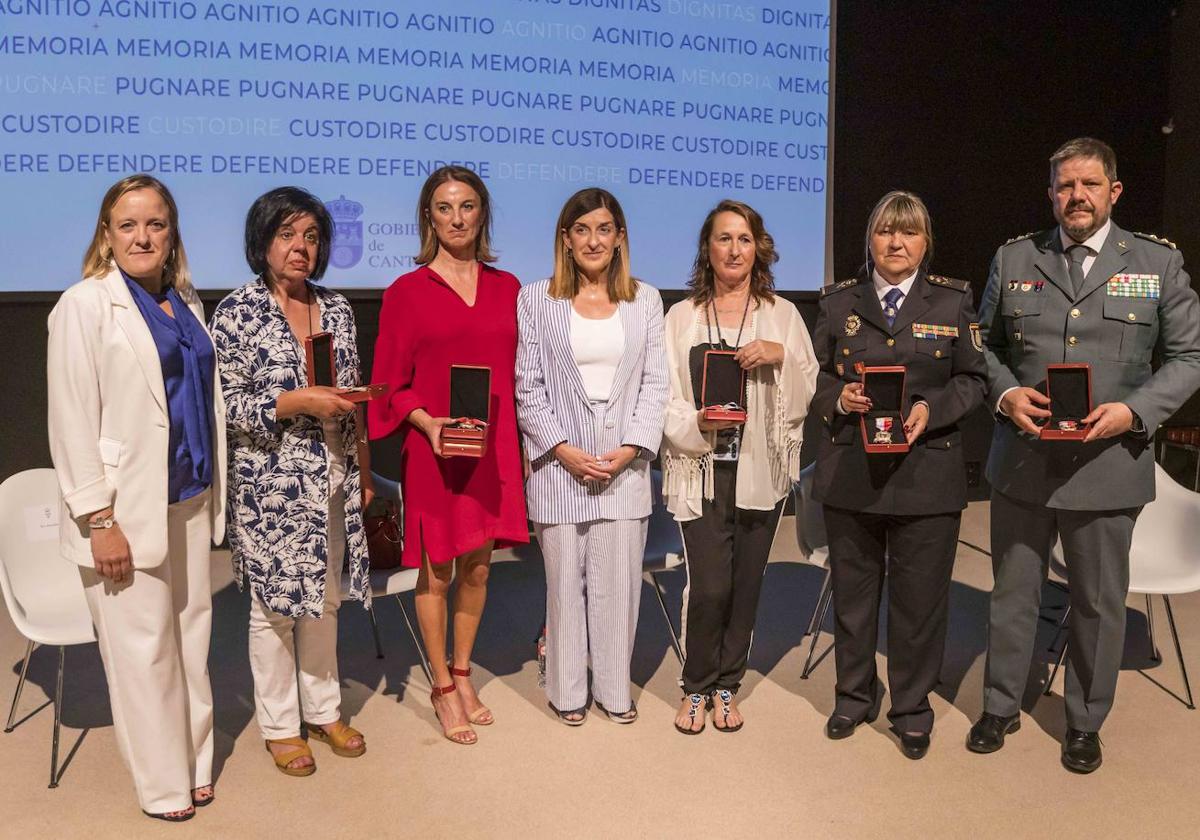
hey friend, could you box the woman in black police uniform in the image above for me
[811,191,987,759]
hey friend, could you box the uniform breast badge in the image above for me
[844,314,861,336]
[835,363,845,376]
[969,322,983,352]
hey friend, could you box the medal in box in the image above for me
[443,364,491,457]
[855,363,910,454]
[1039,363,1091,440]
[304,331,385,403]
[700,349,748,422]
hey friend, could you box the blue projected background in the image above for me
[0,1,831,291]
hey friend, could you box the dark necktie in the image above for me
[1067,244,1088,298]
[883,286,904,327]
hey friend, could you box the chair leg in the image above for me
[50,645,64,789]
[5,639,34,733]
[1046,604,1071,652]
[1044,639,1068,696]
[1146,594,1161,662]
[394,594,433,689]
[801,578,834,679]
[367,603,385,660]
[805,568,832,637]
[1162,595,1195,710]
[648,570,684,665]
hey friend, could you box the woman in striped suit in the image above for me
[516,188,669,724]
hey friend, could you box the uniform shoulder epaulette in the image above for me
[926,274,970,292]
[821,277,858,296]
[1133,231,1178,250]
[1003,231,1038,246]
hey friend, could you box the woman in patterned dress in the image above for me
[211,187,371,776]
[370,166,529,745]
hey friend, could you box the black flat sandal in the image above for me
[594,700,638,724]
[674,693,707,735]
[711,689,744,733]
[549,702,588,726]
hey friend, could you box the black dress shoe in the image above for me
[825,711,876,740]
[899,731,930,760]
[1061,728,1102,774]
[966,712,1021,754]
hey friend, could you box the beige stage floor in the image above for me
[2,501,1199,839]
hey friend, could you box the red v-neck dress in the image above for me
[369,263,529,566]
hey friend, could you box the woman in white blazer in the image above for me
[46,175,226,822]
[516,188,668,724]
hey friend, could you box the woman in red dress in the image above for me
[369,166,528,745]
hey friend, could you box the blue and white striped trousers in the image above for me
[535,517,649,712]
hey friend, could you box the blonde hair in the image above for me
[81,174,192,292]
[549,188,636,302]
[864,190,934,270]
[414,165,496,265]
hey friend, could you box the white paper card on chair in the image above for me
[24,504,59,542]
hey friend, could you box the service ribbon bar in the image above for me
[1107,274,1161,299]
[911,323,959,339]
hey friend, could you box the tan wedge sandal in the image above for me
[448,662,494,726]
[431,681,477,745]
[265,737,316,777]
[305,721,366,758]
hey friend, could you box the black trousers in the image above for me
[823,505,961,733]
[679,462,785,695]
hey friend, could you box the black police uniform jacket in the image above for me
[811,268,988,515]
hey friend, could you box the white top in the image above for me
[570,307,624,402]
[1058,218,1112,277]
[871,267,919,304]
[662,297,818,520]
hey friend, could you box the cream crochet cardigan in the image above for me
[661,296,818,521]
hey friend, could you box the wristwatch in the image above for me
[87,513,116,530]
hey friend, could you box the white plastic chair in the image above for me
[644,470,686,664]
[1047,463,1199,708]
[793,463,834,678]
[0,469,97,787]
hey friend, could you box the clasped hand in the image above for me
[554,443,638,483]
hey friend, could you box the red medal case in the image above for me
[857,363,910,454]
[700,349,748,423]
[443,365,491,458]
[305,332,385,403]
[1039,363,1092,440]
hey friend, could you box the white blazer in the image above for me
[47,268,227,569]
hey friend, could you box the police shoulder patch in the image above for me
[821,277,858,296]
[1133,231,1178,250]
[926,274,970,292]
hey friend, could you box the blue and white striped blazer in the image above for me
[516,279,668,524]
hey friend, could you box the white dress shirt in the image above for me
[835,268,923,415]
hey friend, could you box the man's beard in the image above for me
[1062,205,1107,242]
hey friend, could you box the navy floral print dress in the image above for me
[211,278,369,618]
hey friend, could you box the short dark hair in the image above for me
[244,186,334,281]
[687,199,777,305]
[1050,137,1118,184]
